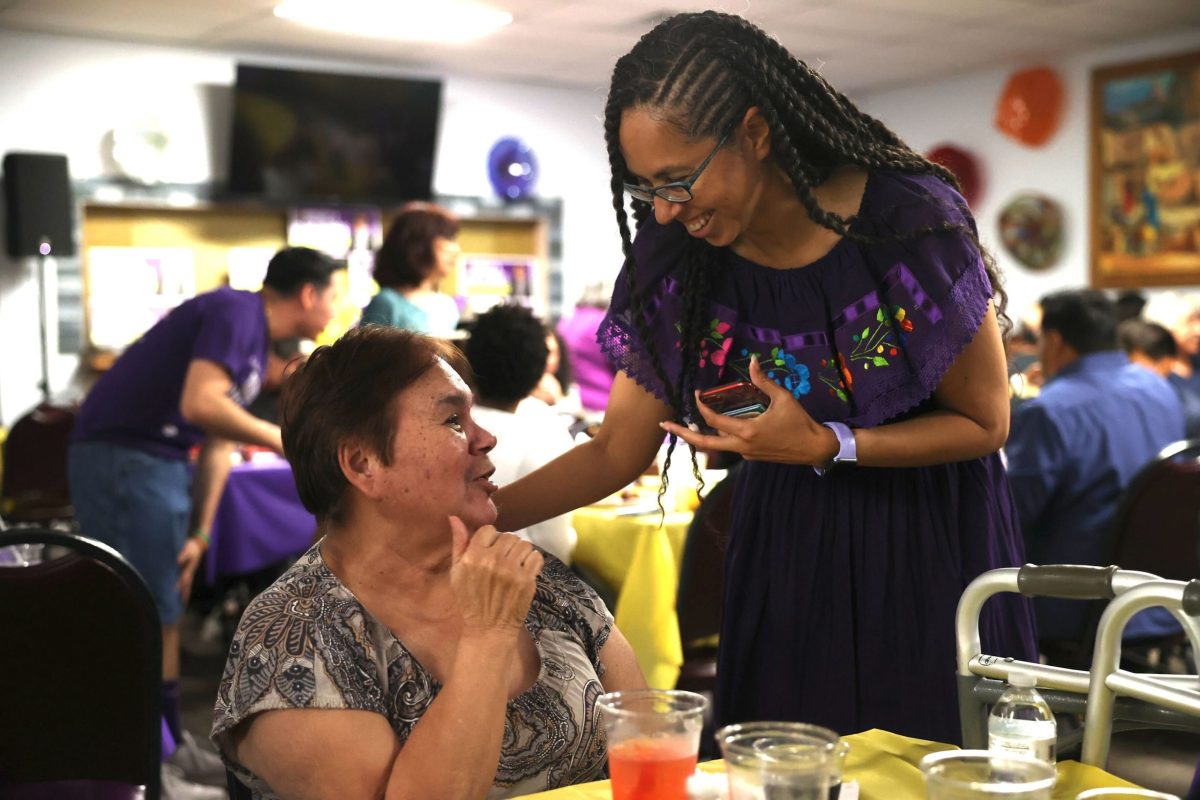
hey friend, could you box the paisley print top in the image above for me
[211,543,612,799]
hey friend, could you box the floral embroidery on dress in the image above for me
[894,306,915,343]
[819,353,851,403]
[676,318,733,368]
[726,346,850,404]
[758,347,811,399]
[847,306,912,373]
[670,304,912,409]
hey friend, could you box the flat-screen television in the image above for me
[228,64,442,205]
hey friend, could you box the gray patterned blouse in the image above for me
[212,542,613,799]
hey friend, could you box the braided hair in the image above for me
[604,11,1007,500]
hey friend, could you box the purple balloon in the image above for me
[487,137,538,201]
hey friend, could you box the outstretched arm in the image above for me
[662,302,1010,468]
[175,436,236,602]
[179,359,283,453]
[494,372,672,531]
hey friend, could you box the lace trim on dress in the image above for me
[847,257,992,427]
[597,306,676,407]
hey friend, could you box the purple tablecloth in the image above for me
[205,458,317,584]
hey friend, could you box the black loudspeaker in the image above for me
[3,152,76,258]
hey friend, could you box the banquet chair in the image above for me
[1102,438,1200,583]
[227,770,253,800]
[0,527,162,800]
[674,463,738,695]
[1095,438,1200,670]
[0,401,76,523]
[1040,438,1200,671]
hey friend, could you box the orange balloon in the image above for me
[995,67,1065,148]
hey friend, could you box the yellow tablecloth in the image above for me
[570,506,692,689]
[514,729,1141,799]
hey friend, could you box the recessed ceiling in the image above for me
[0,0,1197,93]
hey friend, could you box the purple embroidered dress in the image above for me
[598,172,1037,743]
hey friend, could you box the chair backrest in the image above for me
[0,527,161,799]
[0,402,76,522]
[1103,438,1200,582]
[675,463,739,649]
[228,769,254,800]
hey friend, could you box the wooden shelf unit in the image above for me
[79,196,561,362]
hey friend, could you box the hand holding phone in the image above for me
[697,381,770,418]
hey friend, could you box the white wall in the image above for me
[4,26,1198,424]
[0,29,621,424]
[858,27,1200,327]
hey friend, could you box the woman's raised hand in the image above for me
[448,516,544,634]
[659,356,839,466]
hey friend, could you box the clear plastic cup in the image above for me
[717,721,838,800]
[1075,789,1181,799]
[920,750,1056,800]
[596,689,708,800]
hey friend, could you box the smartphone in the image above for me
[698,381,769,418]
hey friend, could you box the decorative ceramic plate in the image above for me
[998,193,1064,271]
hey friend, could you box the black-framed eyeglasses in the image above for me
[623,128,732,204]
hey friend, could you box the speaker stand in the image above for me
[35,239,52,404]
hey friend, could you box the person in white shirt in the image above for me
[465,303,577,562]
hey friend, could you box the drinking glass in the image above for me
[920,750,1056,800]
[1075,789,1181,799]
[717,721,837,800]
[596,689,708,800]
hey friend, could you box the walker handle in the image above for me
[1182,579,1200,617]
[1016,564,1119,599]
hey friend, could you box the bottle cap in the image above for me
[1007,667,1037,688]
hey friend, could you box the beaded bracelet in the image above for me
[192,530,211,547]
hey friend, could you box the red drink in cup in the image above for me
[596,689,708,800]
[607,737,699,800]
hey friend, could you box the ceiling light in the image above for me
[274,0,513,43]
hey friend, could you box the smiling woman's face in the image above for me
[375,358,499,531]
[619,106,766,249]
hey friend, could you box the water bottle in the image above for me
[988,667,1057,765]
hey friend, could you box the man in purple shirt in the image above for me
[68,247,343,776]
[1006,289,1185,650]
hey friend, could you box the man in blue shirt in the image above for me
[1119,319,1200,439]
[1006,289,1184,645]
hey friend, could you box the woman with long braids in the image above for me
[494,11,1036,743]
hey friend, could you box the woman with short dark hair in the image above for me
[361,203,462,336]
[212,326,644,799]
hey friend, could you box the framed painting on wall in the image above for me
[1091,49,1200,288]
